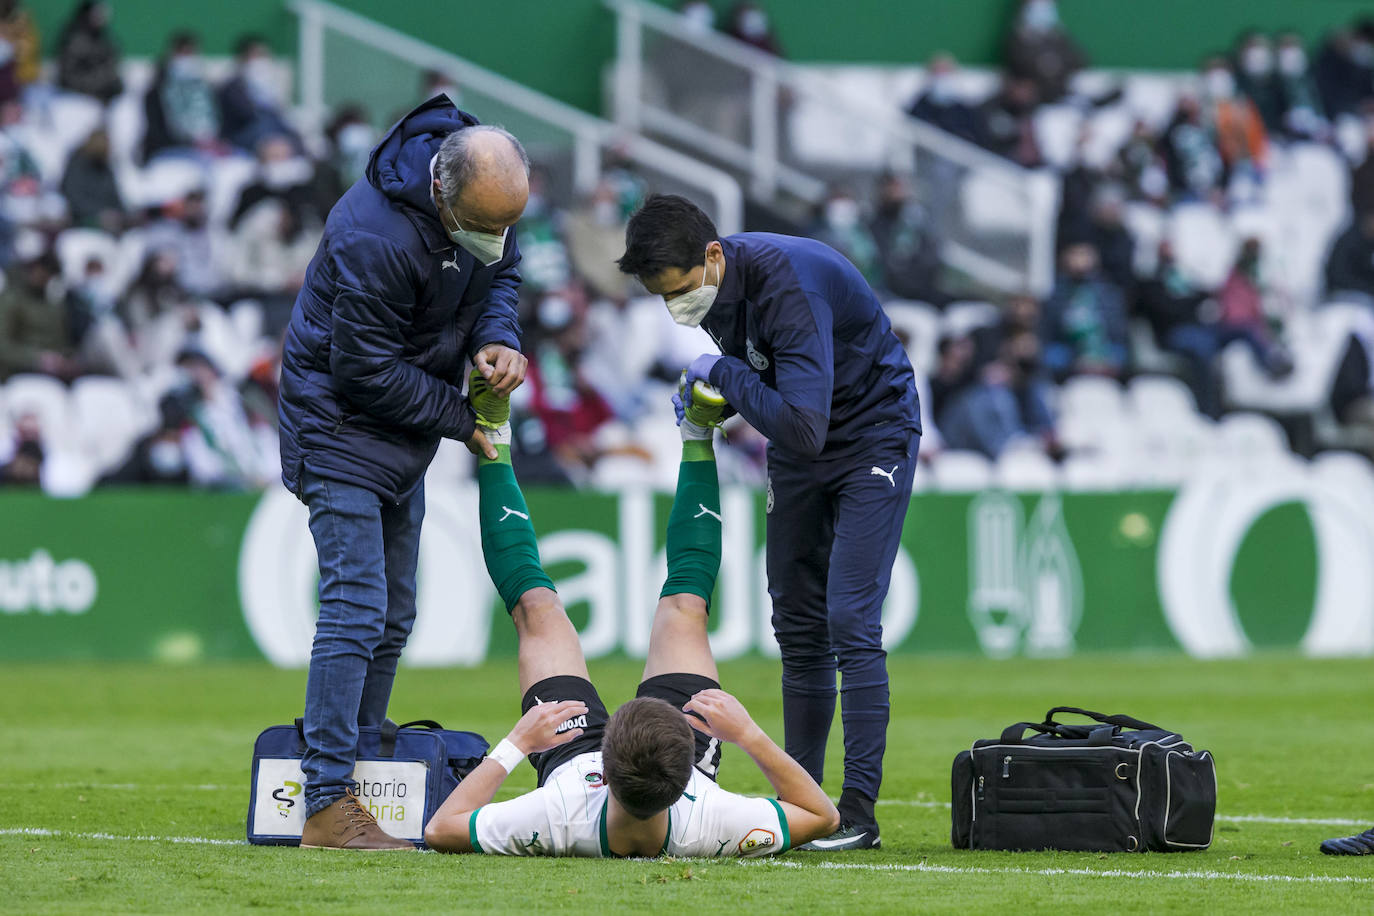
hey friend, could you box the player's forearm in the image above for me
[736,728,838,823]
[711,359,829,456]
[426,756,511,852]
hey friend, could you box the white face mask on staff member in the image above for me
[443,205,509,266]
[665,248,721,327]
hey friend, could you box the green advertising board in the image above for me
[3,465,1365,663]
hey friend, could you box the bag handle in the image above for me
[395,719,444,731]
[1000,721,1059,744]
[378,719,398,758]
[1044,706,1160,732]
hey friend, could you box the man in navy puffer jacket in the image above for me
[279,95,530,849]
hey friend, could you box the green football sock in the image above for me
[477,460,555,612]
[659,458,722,606]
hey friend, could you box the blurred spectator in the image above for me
[905,53,979,143]
[1217,237,1291,374]
[1137,240,1224,415]
[1326,212,1374,300]
[229,198,320,331]
[725,3,783,56]
[939,330,1055,459]
[564,180,635,300]
[1081,184,1134,294]
[321,104,376,198]
[63,254,137,379]
[1233,32,1283,132]
[217,34,302,154]
[678,0,715,34]
[976,75,1043,168]
[928,333,977,422]
[1200,57,1268,185]
[230,134,328,229]
[583,293,680,421]
[1352,126,1374,219]
[1162,94,1225,201]
[525,293,648,480]
[1004,0,1084,104]
[1274,32,1328,141]
[1314,26,1374,120]
[169,348,275,489]
[142,31,223,162]
[513,167,572,295]
[122,249,185,332]
[420,69,462,107]
[1116,119,1170,203]
[1042,241,1128,378]
[0,250,78,380]
[56,1,122,103]
[144,189,227,301]
[60,128,125,232]
[810,185,881,285]
[868,172,943,303]
[98,395,192,486]
[0,1,38,93]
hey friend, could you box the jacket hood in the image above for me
[366,94,481,218]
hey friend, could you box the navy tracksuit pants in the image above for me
[766,430,918,824]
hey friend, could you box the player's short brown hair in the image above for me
[601,697,695,819]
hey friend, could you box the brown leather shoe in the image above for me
[299,789,415,850]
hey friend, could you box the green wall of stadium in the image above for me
[32,0,1374,116]
[0,482,1356,663]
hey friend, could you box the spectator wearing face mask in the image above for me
[229,198,322,333]
[938,330,1055,459]
[144,189,226,302]
[218,34,302,154]
[170,348,276,489]
[98,395,193,486]
[869,173,943,303]
[319,104,377,203]
[1042,241,1128,379]
[564,179,637,300]
[1272,33,1328,141]
[0,250,80,381]
[906,53,979,144]
[1327,211,1374,301]
[0,1,38,94]
[56,1,121,103]
[1137,240,1226,416]
[60,128,125,232]
[142,31,223,162]
[725,2,783,57]
[231,134,327,230]
[1116,119,1170,204]
[1315,25,1374,120]
[810,186,881,286]
[1233,32,1283,133]
[1216,237,1291,376]
[1004,0,1085,104]
[1199,57,1268,185]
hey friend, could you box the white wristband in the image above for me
[487,738,525,774]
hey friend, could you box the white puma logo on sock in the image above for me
[499,506,529,522]
[441,257,461,272]
[694,504,722,522]
[870,465,898,486]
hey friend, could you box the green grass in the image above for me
[2,655,1372,914]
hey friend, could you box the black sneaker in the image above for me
[1320,827,1374,855]
[795,823,881,852]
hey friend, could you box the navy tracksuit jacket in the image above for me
[702,233,920,816]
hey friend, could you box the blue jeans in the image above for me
[299,471,425,817]
[939,382,1052,458]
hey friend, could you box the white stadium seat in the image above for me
[942,300,1001,337]
[882,300,941,376]
[54,228,121,287]
[1127,374,1197,423]
[70,377,153,472]
[1061,454,1129,491]
[995,445,1058,490]
[1217,412,1289,456]
[932,450,994,491]
[1058,376,1124,421]
[3,374,71,444]
[1167,203,1237,289]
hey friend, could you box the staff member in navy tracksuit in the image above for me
[278,96,530,849]
[617,195,921,851]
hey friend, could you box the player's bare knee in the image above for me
[513,587,571,637]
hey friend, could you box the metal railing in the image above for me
[290,0,743,235]
[605,0,1058,295]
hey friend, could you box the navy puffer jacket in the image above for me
[278,96,522,503]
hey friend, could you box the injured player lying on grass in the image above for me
[423,373,839,858]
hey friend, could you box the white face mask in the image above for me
[1205,69,1235,99]
[1278,46,1307,76]
[443,202,508,266]
[665,250,719,327]
[1242,46,1273,76]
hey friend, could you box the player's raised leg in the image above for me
[638,377,727,776]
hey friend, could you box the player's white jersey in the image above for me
[469,751,789,858]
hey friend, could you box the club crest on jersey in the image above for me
[584,771,604,787]
[746,337,769,371]
[738,828,776,854]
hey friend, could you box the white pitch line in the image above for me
[0,828,244,846]
[877,800,1365,828]
[0,783,233,792]
[748,859,1374,885]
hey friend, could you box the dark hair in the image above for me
[168,30,199,53]
[234,33,269,58]
[600,697,694,819]
[617,194,718,278]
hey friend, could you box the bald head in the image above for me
[433,124,530,234]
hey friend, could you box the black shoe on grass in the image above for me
[1321,827,1374,855]
[795,823,881,852]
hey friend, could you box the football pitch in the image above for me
[2,654,1370,914]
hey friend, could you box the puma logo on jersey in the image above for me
[441,257,461,272]
[694,504,722,522]
[870,465,898,487]
[500,506,529,522]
